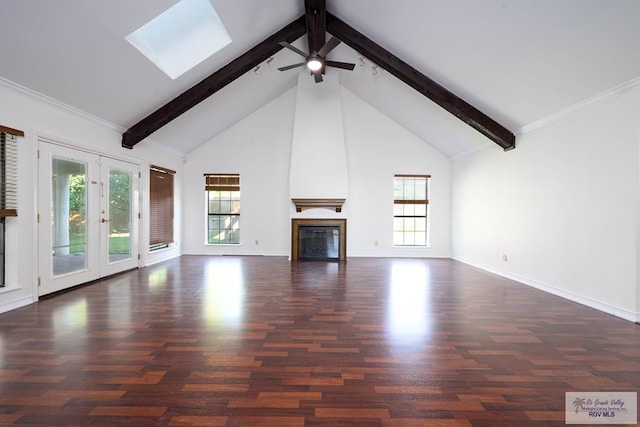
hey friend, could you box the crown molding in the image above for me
[0,76,125,132]
[517,76,640,135]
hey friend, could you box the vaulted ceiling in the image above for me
[2,0,640,157]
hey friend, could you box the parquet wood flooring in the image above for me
[0,256,638,426]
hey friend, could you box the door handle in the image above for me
[101,218,110,223]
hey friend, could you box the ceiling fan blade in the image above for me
[277,63,306,72]
[279,41,308,58]
[317,37,341,57]
[325,60,356,71]
[313,72,323,83]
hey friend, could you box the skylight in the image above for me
[126,0,231,79]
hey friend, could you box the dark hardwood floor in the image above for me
[0,256,638,426]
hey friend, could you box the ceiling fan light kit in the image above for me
[306,56,323,72]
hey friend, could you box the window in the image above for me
[149,165,175,251]
[393,174,429,246]
[125,0,231,79]
[0,125,22,287]
[206,173,240,244]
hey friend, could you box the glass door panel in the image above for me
[99,156,139,277]
[107,168,132,262]
[51,158,88,276]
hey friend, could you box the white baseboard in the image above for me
[144,250,182,267]
[181,250,289,257]
[0,295,35,315]
[453,256,639,323]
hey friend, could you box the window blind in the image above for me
[204,173,240,192]
[0,126,23,218]
[393,174,430,205]
[149,165,175,248]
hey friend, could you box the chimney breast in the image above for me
[289,70,349,201]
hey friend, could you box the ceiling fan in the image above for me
[278,0,355,83]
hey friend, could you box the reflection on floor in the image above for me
[0,256,638,426]
[52,253,130,275]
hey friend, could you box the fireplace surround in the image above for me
[291,218,346,261]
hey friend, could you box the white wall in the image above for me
[290,71,349,200]
[0,82,183,314]
[182,88,296,256]
[341,88,451,257]
[182,82,452,258]
[452,86,640,322]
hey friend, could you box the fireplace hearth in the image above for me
[291,219,346,261]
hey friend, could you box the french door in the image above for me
[38,141,140,296]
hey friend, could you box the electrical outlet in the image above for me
[255,240,259,245]
[374,240,378,246]
[502,254,508,262]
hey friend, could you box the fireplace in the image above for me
[291,218,346,261]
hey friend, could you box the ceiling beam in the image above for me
[121,17,307,149]
[305,0,325,54]
[326,13,515,151]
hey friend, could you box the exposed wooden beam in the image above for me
[122,17,307,149]
[305,0,326,54]
[326,13,516,151]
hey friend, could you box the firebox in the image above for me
[291,218,346,261]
